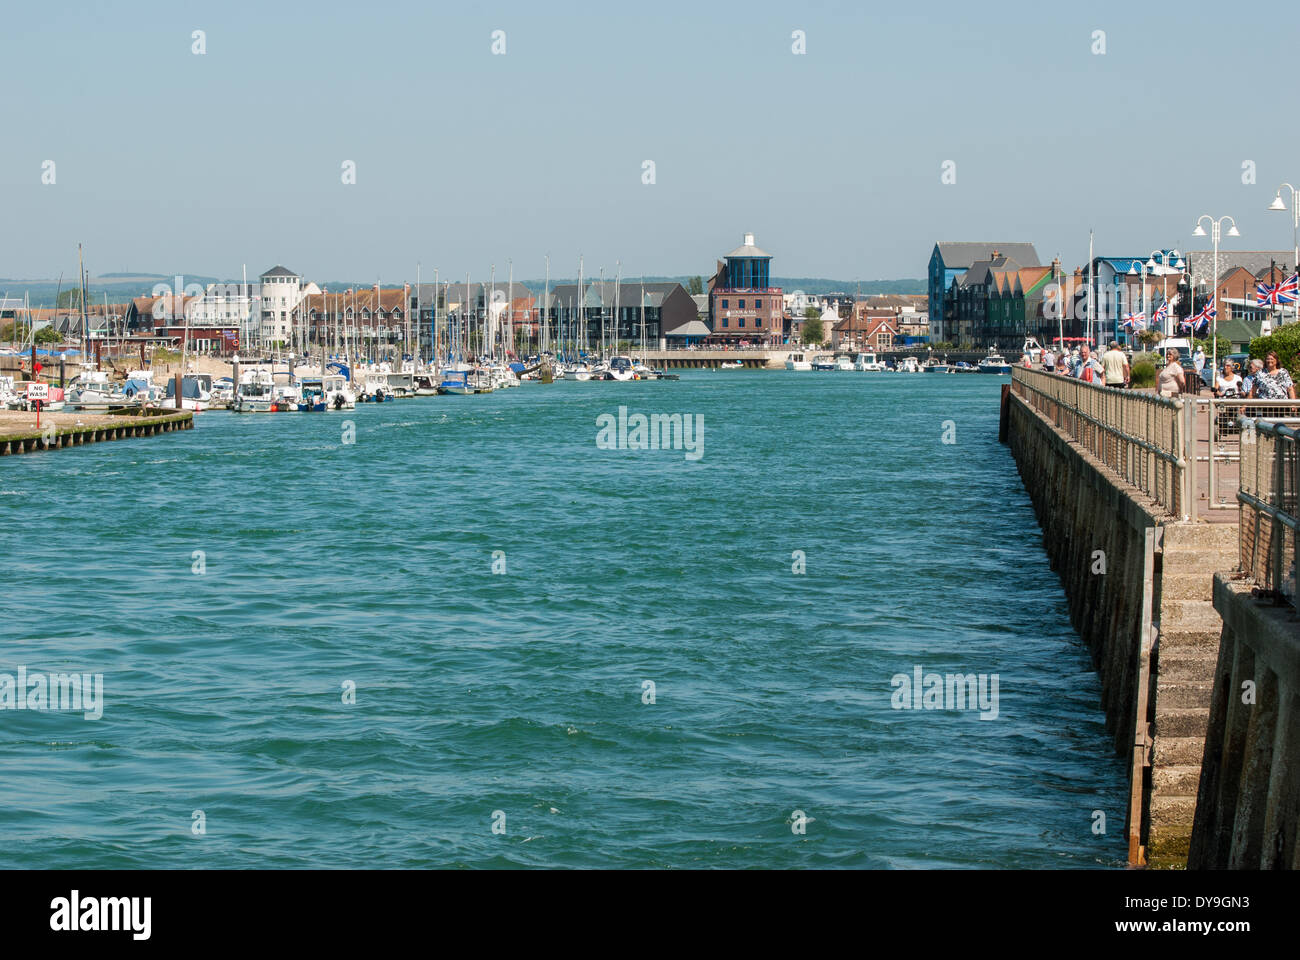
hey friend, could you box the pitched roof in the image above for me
[260,265,298,278]
[935,242,1040,270]
[724,236,772,258]
[1186,251,1294,281]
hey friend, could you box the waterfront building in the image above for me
[986,262,1057,350]
[944,250,1029,347]
[833,309,899,351]
[549,281,694,350]
[928,241,1039,343]
[300,288,407,355]
[258,265,318,349]
[708,233,783,345]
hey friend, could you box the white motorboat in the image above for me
[977,352,1012,375]
[811,354,837,371]
[897,356,922,373]
[854,352,886,371]
[232,369,275,412]
[785,351,813,372]
[323,373,356,409]
[160,374,213,411]
[563,362,594,381]
[606,356,637,381]
[834,355,854,371]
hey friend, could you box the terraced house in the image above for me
[928,241,1040,343]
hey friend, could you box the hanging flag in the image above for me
[1184,298,1215,334]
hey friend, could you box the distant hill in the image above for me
[0,273,927,305]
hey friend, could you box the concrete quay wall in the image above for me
[1001,388,1235,867]
[1188,575,1300,868]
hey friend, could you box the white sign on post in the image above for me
[26,383,49,401]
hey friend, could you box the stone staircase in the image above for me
[1145,523,1239,867]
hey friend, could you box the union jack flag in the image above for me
[1256,281,1281,306]
[1277,273,1299,304]
[1183,298,1214,334]
[1153,301,1169,327]
[1122,311,1146,330]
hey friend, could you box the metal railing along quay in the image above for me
[1010,367,1191,519]
[1191,398,1300,511]
[1237,417,1299,606]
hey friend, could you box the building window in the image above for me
[739,318,745,328]
[755,317,762,327]
[738,299,745,309]
[722,318,728,328]
[722,299,728,309]
[755,299,762,308]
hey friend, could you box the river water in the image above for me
[0,371,1127,868]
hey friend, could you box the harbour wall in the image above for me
[1188,574,1300,868]
[0,410,193,455]
[1000,386,1236,867]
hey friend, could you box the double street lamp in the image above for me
[1192,215,1240,375]
[1129,249,1185,338]
[1267,183,1300,277]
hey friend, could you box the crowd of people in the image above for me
[1022,343,1295,400]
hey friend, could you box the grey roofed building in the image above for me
[1184,250,1295,282]
[934,242,1040,269]
[260,265,299,278]
[548,280,696,345]
[724,236,772,259]
[664,319,711,338]
[929,242,1040,343]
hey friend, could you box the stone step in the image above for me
[1151,763,1203,796]
[1161,522,1241,552]
[1157,628,1224,650]
[1155,679,1215,709]
[1153,706,1210,739]
[1152,735,1208,765]
[1159,600,1223,634]
[1161,571,1217,602]
[1149,791,1199,823]
[1156,648,1219,681]
[1161,549,1238,576]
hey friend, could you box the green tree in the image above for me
[33,325,62,344]
[687,276,703,296]
[1249,321,1300,380]
[803,306,820,320]
[801,315,824,345]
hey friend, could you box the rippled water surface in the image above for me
[0,372,1127,868]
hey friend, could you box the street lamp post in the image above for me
[1192,215,1240,377]
[1268,183,1300,277]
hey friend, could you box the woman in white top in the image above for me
[1213,359,1243,398]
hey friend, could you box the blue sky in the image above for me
[3,0,1299,284]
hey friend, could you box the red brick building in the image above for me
[708,233,783,344]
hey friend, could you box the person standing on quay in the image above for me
[1251,350,1296,400]
[1101,341,1129,388]
[1242,358,1263,396]
[1158,349,1186,397]
[1072,344,1101,382]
